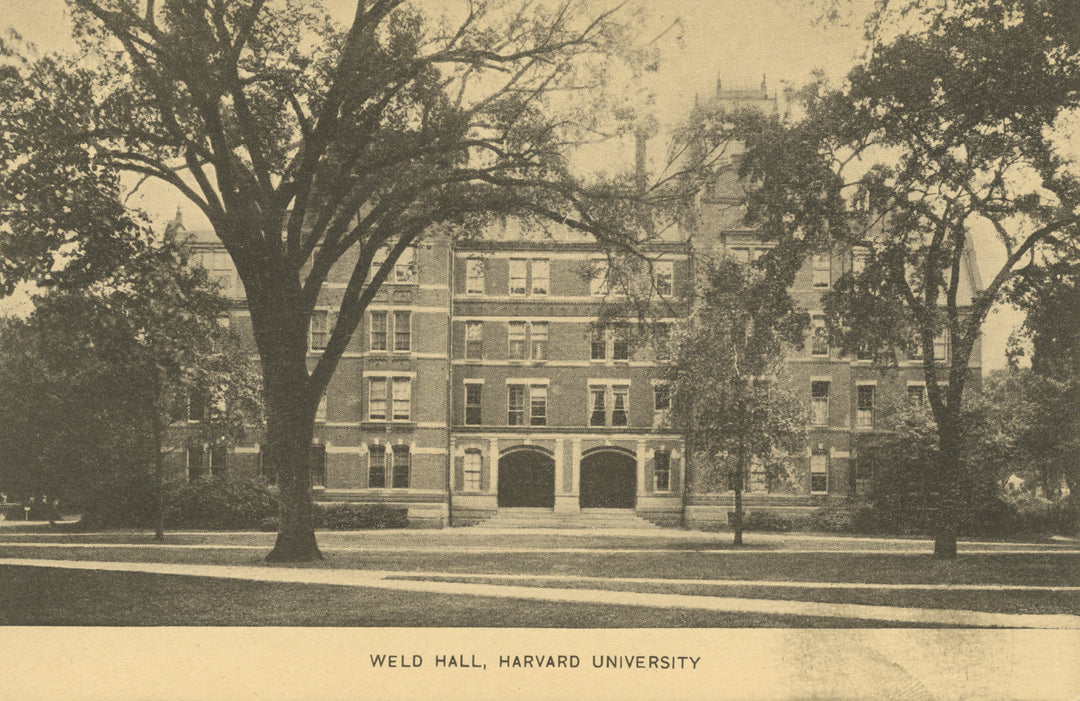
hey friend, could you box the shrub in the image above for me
[314,503,408,530]
[808,504,882,535]
[78,474,158,529]
[162,476,278,530]
[742,511,794,532]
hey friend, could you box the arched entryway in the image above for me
[498,448,555,508]
[579,448,636,509]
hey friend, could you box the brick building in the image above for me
[167,84,983,529]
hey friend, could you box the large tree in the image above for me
[0,238,261,535]
[736,0,1080,556]
[665,257,807,546]
[0,0,677,560]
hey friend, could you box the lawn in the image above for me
[1,543,1077,586]
[0,530,1076,626]
[0,565,924,627]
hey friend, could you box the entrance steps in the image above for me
[474,508,660,530]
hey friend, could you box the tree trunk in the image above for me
[932,415,961,559]
[733,484,744,546]
[243,268,324,563]
[264,371,322,562]
[154,432,165,542]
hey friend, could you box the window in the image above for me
[464,451,482,491]
[187,447,206,481]
[508,322,527,360]
[465,321,483,360]
[205,250,237,296]
[730,247,751,264]
[589,385,629,427]
[856,385,875,428]
[371,310,412,353]
[392,445,410,488]
[810,451,828,493]
[187,387,208,422]
[811,315,829,357]
[654,451,671,491]
[590,325,607,360]
[369,378,388,420]
[530,322,548,361]
[310,444,326,488]
[531,258,549,296]
[369,377,412,421]
[530,385,547,426]
[258,444,276,485]
[612,385,629,426]
[589,260,609,296]
[589,387,607,427]
[855,455,873,482]
[907,384,926,406]
[393,311,411,352]
[394,247,416,283]
[206,446,224,478]
[653,384,671,413]
[465,383,482,425]
[310,309,336,351]
[934,330,950,363]
[856,343,872,361]
[368,445,386,488]
[370,311,388,351]
[507,385,526,425]
[466,258,485,294]
[392,378,411,420]
[811,381,830,425]
[316,394,327,422]
[612,325,629,361]
[654,260,673,296]
[509,258,527,295]
[812,253,831,288]
[852,246,868,274]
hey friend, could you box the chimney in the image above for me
[635,126,648,194]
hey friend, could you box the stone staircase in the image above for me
[473,507,660,530]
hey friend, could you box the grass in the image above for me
[0,566,934,627]
[1,543,1078,586]
[395,575,1080,616]
[0,530,1076,626]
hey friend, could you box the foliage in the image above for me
[160,475,278,530]
[0,238,262,519]
[1004,255,1080,502]
[859,399,1017,536]
[807,503,882,534]
[734,0,1080,554]
[0,0,700,560]
[314,503,408,530]
[742,511,795,533]
[664,257,807,543]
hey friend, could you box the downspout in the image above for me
[445,235,454,527]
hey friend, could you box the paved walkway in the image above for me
[3,557,1079,629]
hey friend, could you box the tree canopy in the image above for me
[664,257,807,544]
[0,237,261,529]
[734,0,1080,556]
[0,0,690,560]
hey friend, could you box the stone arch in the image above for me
[497,447,555,508]
[579,447,636,509]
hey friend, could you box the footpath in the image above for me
[2,556,1079,629]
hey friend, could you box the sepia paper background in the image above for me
[0,1,1077,698]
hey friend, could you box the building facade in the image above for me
[168,83,983,528]
[171,210,982,529]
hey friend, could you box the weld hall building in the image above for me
[171,86,983,529]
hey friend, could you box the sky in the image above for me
[0,0,1024,368]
